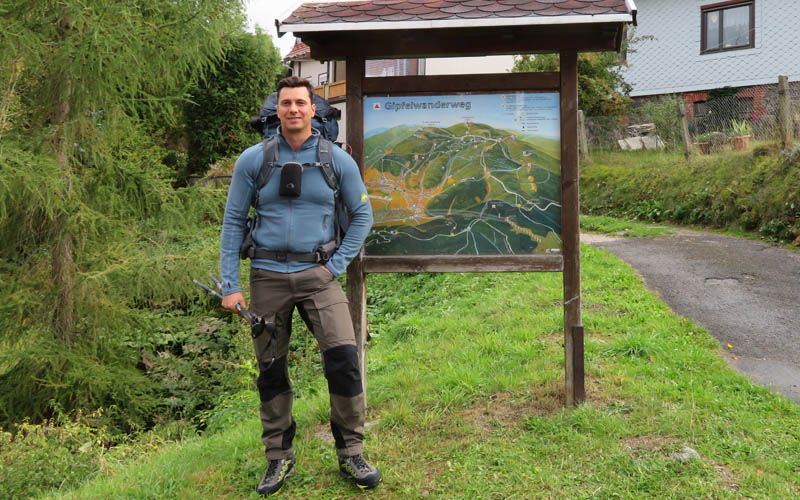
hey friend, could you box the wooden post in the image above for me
[560,51,584,406]
[345,56,369,403]
[578,110,589,161]
[779,75,793,149]
[678,99,693,158]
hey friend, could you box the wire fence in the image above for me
[583,77,800,153]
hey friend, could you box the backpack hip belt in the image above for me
[247,239,338,264]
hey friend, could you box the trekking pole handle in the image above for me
[194,277,261,325]
[236,304,260,324]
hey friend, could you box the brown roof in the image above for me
[284,42,311,61]
[282,0,633,26]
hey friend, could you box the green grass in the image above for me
[41,245,800,499]
[580,215,675,237]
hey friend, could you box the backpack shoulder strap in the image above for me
[316,138,339,192]
[316,137,349,248]
[253,135,280,206]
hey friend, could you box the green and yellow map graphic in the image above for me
[363,93,561,256]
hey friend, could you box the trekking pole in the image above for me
[193,274,278,368]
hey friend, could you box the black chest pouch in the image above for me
[278,162,303,197]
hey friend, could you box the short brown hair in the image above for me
[276,76,315,101]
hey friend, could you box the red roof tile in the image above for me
[497,0,540,5]
[284,42,311,61]
[281,0,632,26]
[379,12,416,20]
[477,3,517,13]
[494,7,535,17]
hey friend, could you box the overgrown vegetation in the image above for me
[0,0,284,438]
[581,145,800,243]
[0,131,255,428]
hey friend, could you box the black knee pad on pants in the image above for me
[322,344,363,398]
[257,355,290,402]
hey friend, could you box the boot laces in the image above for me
[351,454,370,473]
[265,458,282,478]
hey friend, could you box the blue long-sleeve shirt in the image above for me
[219,129,373,296]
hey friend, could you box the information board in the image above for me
[363,92,561,256]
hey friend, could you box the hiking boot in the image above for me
[338,454,381,489]
[256,454,296,497]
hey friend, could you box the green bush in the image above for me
[513,52,630,117]
[0,409,111,499]
[0,335,161,432]
[581,147,800,243]
[183,30,285,179]
[0,131,250,434]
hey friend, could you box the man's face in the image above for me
[277,86,315,135]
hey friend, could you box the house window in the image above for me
[701,1,754,54]
[365,59,421,77]
[694,101,709,117]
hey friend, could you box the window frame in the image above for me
[701,0,755,54]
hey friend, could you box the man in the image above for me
[219,76,379,496]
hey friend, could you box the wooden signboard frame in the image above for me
[346,54,584,406]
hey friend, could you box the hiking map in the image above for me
[363,92,562,256]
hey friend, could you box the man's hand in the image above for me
[222,292,247,313]
[321,265,332,276]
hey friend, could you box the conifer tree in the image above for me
[0,0,245,342]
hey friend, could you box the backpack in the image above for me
[239,135,349,264]
[249,92,341,143]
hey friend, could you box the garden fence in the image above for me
[582,76,800,153]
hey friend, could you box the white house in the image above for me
[624,0,799,118]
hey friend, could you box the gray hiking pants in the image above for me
[249,265,365,460]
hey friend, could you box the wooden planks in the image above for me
[560,50,584,406]
[339,51,586,410]
[344,57,369,400]
[779,75,793,149]
[303,24,623,60]
[364,255,563,274]
[679,100,694,158]
[363,72,559,95]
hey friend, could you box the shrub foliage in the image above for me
[183,30,285,178]
[581,147,800,243]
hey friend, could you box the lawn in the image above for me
[43,244,800,499]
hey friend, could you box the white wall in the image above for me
[424,55,515,75]
[625,0,800,97]
[293,58,329,86]
[333,103,346,144]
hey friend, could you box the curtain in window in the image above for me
[706,11,720,50]
[723,5,750,48]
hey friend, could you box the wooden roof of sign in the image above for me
[278,0,637,60]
